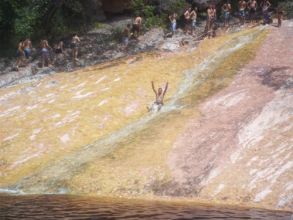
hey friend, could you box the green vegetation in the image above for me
[279,0,293,18]
[0,0,289,52]
[0,0,96,46]
[131,0,164,29]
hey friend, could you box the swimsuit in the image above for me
[122,37,129,46]
[132,24,140,33]
[240,9,245,17]
[24,48,31,59]
[192,19,197,27]
[71,42,77,49]
[55,48,62,54]
[149,102,163,112]
[42,48,50,60]
[224,11,230,20]
[171,21,177,32]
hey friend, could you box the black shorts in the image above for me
[132,24,140,33]
[71,43,77,49]
[55,48,62,54]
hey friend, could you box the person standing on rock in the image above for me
[238,0,247,25]
[248,0,258,25]
[222,1,232,27]
[169,12,178,35]
[54,40,64,55]
[40,40,52,68]
[184,8,192,34]
[15,40,25,71]
[277,8,284,28]
[71,34,81,64]
[148,81,168,112]
[262,0,271,25]
[132,16,142,39]
[122,24,132,49]
[207,5,217,38]
[23,38,32,60]
[190,8,198,35]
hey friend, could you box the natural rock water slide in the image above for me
[0,23,292,211]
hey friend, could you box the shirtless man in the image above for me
[15,40,25,71]
[277,8,284,27]
[184,8,192,34]
[122,24,131,49]
[207,5,217,38]
[190,8,197,35]
[71,34,81,64]
[249,0,258,23]
[133,16,142,38]
[262,0,271,24]
[169,12,178,35]
[54,40,64,54]
[222,1,232,27]
[239,0,247,25]
[148,81,168,112]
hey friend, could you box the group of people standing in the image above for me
[15,0,283,71]
[15,34,81,71]
[122,16,143,49]
[166,0,281,40]
[238,0,272,25]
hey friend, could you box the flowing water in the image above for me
[1,26,291,218]
[1,195,292,219]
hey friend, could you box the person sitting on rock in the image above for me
[148,81,168,112]
[71,34,81,64]
[132,16,142,39]
[15,40,25,71]
[40,39,52,68]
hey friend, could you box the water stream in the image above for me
[1,194,292,220]
[5,27,266,194]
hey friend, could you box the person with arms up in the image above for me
[148,81,168,112]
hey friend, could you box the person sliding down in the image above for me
[148,81,168,112]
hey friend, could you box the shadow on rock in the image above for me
[256,66,292,90]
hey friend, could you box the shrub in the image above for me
[278,0,293,19]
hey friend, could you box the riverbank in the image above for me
[0,16,203,88]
